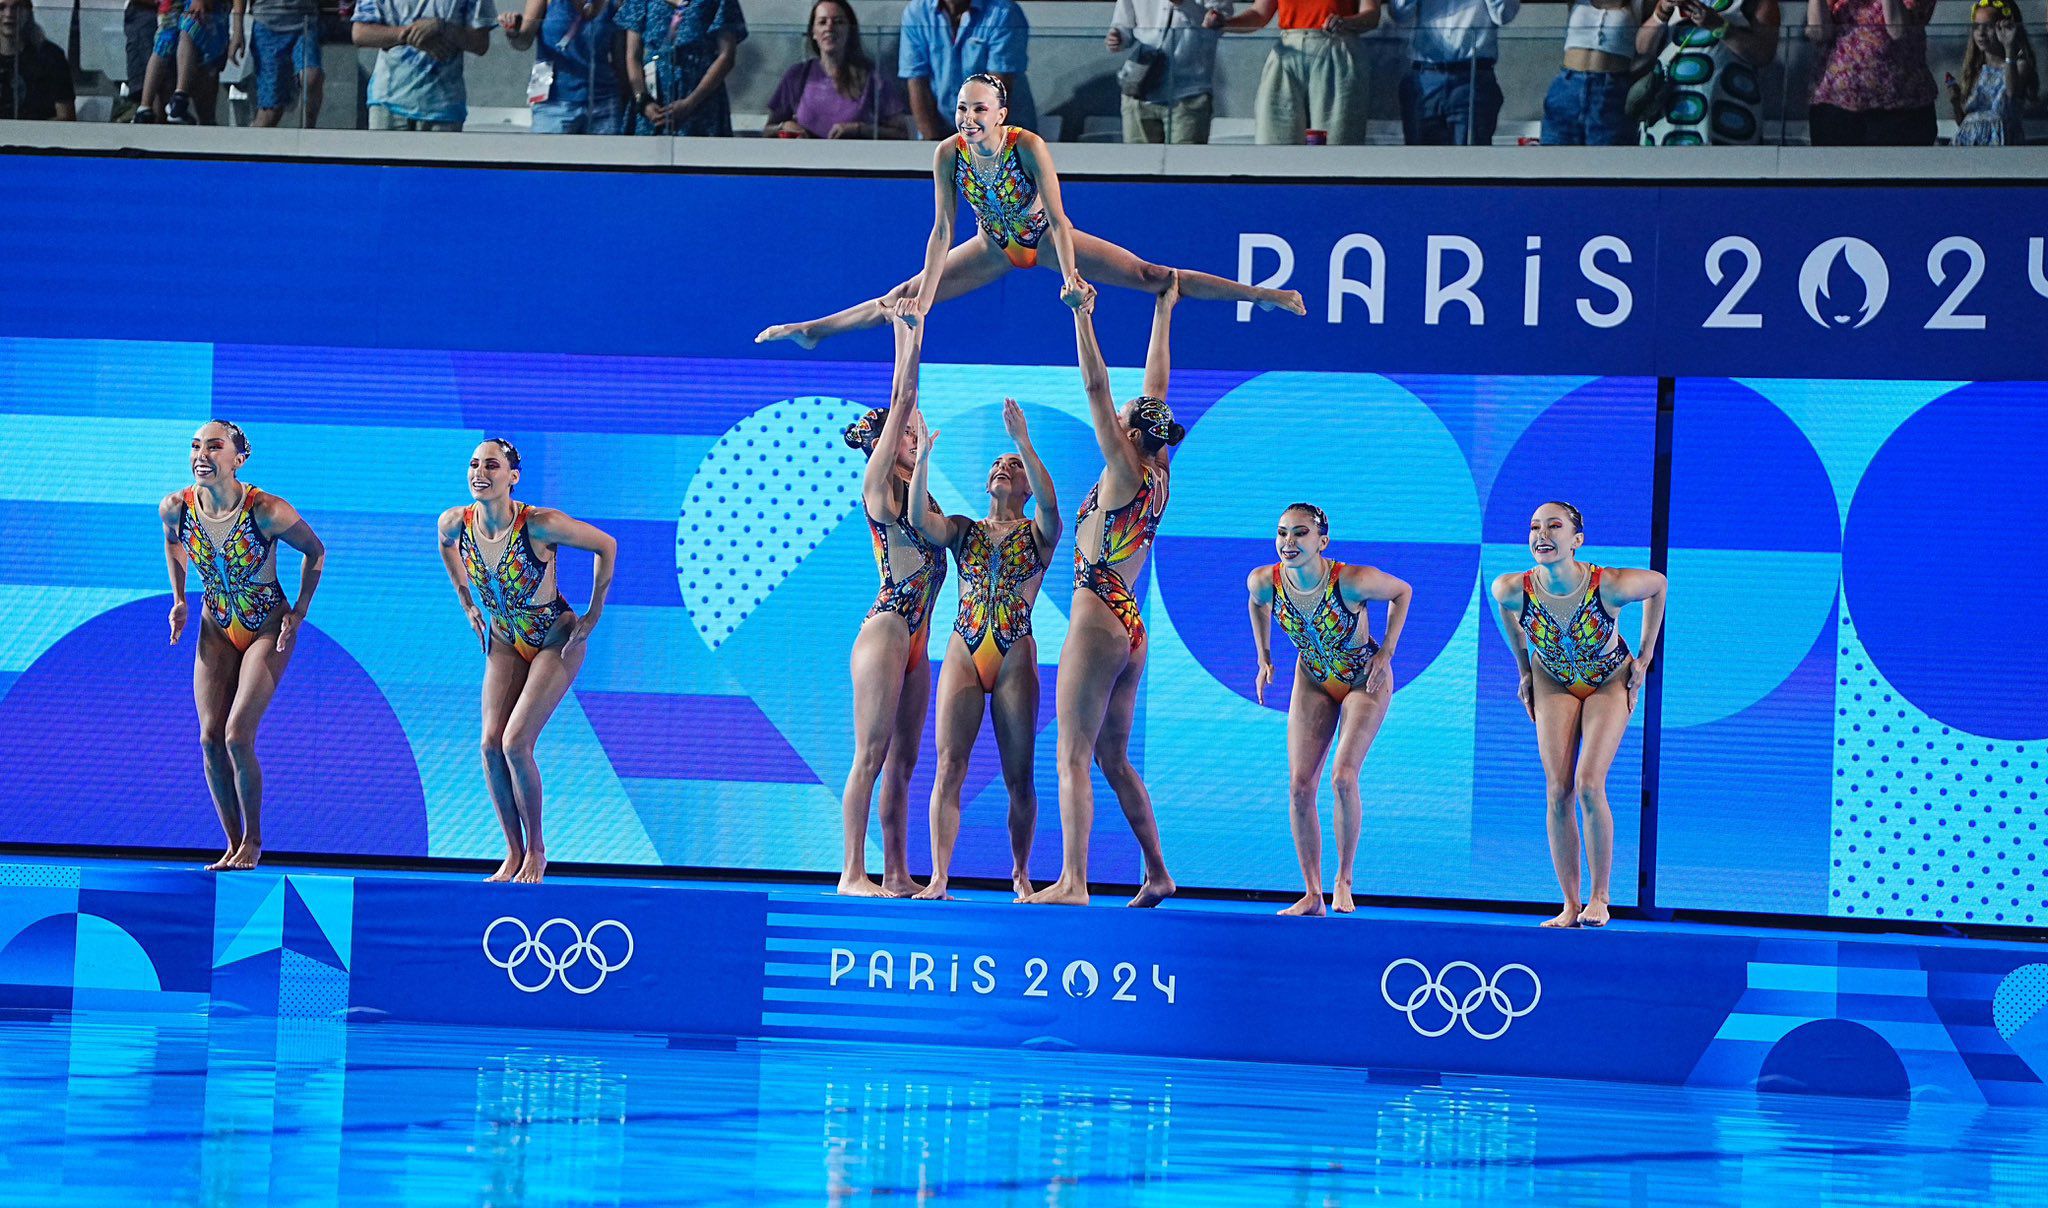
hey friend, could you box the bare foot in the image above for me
[1332,882,1356,914]
[837,873,892,897]
[1011,872,1034,903]
[485,854,522,883]
[204,847,240,872]
[512,851,547,884]
[1259,288,1307,316]
[1127,874,1176,909]
[1579,897,1610,928]
[881,874,926,899]
[1540,903,1581,928]
[912,879,953,901]
[223,841,262,872]
[1024,876,1090,906]
[1278,892,1326,917]
[754,323,821,350]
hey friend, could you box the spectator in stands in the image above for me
[899,0,1037,138]
[0,0,74,119]
[1388,0,1518,144]
[1107,0,1233,144]
[765,0,908,137]
[501,0,625,133]
[1223,0,1377,145]
[1948,0,2035,143]
[351,0,497,130]
[623,0,745,136]
[231,0,326,127]
[1638,0,1779,144]
[143,0,233,124]
[119,0,155,119]
[1804,0,1938,144]
[1541,0,1640,144]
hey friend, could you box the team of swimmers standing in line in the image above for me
[162,73,1666,927]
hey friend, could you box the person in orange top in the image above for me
[1222,0,1380,144]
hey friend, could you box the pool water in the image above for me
[0,1012,2042,1206]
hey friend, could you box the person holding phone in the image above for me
[1638,0,1780,145]
[1948,0,2036,144]
[436,439,617,884]
[622,0,745,136]
[1804,0,1937,146]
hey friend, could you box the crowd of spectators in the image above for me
[0,0,2037,144]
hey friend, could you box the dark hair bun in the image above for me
[1164,422,1187,447]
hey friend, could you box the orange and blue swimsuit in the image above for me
[867,494,948,647]
[179,484,287,653]
[1074,470,1168,652]
[954,127,1049,269]
[1273,561,1381,704]
[460,503,570,662]
[1520,566,1630,699]
[953,519,1046,691]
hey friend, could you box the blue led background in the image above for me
[1658,379,2048,924]
[0,337,1651,904]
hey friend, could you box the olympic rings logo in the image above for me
[1380,959,1541,1041]
[482,917,635,995]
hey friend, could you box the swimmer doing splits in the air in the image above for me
[1247,503,1412,916]
[904,397,1061,902]
[161,421,326,872]
[1489,501,1666,928]
[755,72,1304,351]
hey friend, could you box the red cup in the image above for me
[1304,129,1328,146]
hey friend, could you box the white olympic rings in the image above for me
[482,917,635,995]
[1380,959,1541,1041]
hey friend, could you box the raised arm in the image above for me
[498,0,547,50]
[1014,133,1086,303]
[1601,565,1668,711]
[1142,273,1178,404]
[257,496,325,652]
[1003,396,1061,551]
[864,312,927,517]
[1246,565,1277,704]
[1343,564,1411,695]
[905,425,967,549]
[1071,289,1144,490]
[1489,572,1536,720]
[908,140,962,324]
[436,507,490,652]
[528,508,619,651]
[161,494,190,645]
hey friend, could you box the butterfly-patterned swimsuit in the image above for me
[1074,469,1168,653]
[953,519,1047,691]
[1273,561,1380,704]
[179,485,287,653]
[1520,566,1630,700]
[954,127,1049,269]
[460,503,571,663]
[866,492,948,649]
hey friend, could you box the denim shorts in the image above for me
[251,19,321,111]
[1541,67,1633,146]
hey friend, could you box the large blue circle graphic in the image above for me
[1843,385,2048,739]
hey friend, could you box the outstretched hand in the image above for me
[910,424,940,463]
[1061,274,1094,311]
[169,599,188,646]
[1001,397,1030,444]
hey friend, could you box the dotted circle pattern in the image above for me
[676,396,869,649]
[0,864,82,888]
[1831,610,2043,925]
[1993,964,2048,1042]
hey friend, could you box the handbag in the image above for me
[1116,43,1167,99]
[1624,60,1669,123]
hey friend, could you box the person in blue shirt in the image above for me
[898,0,1036,138]
[351,0,497,130]
[621,0,745,136]
[501,0,627,133]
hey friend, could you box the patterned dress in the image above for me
[1955,62,2024,145]
[1642,0,1766,146]
[620,0,747,136]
